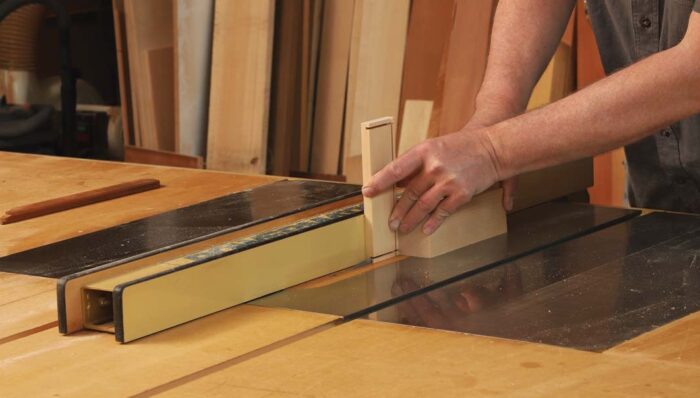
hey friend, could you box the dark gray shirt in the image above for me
[586,0,700,212]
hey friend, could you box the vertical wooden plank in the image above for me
[361,117,396,260]
[397,0,455,138]
[269,0,303,176]
[123,0,175,151]
[146,47,175,152]
[428,0,496,137]
[173,0,214,157]
[310,0,355,175]
[297,0,323,173]
[112,0,135,148]
[342,0,410,183]
[398,100,432,156]
[206,0,275,174]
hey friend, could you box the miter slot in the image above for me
[82,288,116,333]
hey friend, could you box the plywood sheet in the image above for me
[206,0,275,174]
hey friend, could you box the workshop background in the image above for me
[0,0,626,207]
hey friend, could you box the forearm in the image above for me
[486,31,700,180]
[471,0,576,126]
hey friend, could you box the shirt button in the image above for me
[661,128,672,137]
[640,16,652,29]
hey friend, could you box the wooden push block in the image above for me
[361,117,397,260]
[398,188,507,258]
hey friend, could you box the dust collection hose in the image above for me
[0,0,76,155]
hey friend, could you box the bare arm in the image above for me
[470,0,576,127]
[487,13,700,180]
[365,12,700,235]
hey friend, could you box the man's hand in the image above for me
[362,128,502,235]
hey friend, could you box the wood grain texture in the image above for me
[361,117,396,259]
[0,289,55,343]
[146,46,176,151]
[207,0,275,174]
[310,0,355,175]
[607,311,700,366]
[269,0,303,176]
[428,0,496,137]
[123,0,175,151]
[397,99,432,156]
[342,0,409,183]
[111,0,135,146]
[124,146,204,169]
[173,0,214,157]
[159,319,700,397]
[398,188,506,258]
[1,178,161,225]
[397,0,455,137]
[0,152,275,256]
[0,306,336,397]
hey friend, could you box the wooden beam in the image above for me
[361,117,397,260]
[206,0,275,174]
[124,146,203,169]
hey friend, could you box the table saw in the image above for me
[1,151,700,397]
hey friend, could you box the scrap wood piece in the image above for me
[1,179,161,225]
[206,0,275,174]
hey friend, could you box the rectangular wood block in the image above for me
[361,117,397,259]
[398,188,506,258]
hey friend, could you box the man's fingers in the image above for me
[502,177,518,211]
[398,185,446,233]
[421,192,471,235]
[389,175,434,231]
[362,149,423,197]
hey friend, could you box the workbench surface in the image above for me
[1,152,699,397]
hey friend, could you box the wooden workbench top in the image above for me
[1,152,699,397]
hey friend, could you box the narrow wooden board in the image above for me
[146,46,176,152]
[173,0,214,157]
[310,0,355,175]
[428,0,496,137]
[123,0,175,151]
[361,117,396,259]
[397,0,455,137]
[398,188,506,258]
[124,145,203,169]
[0,306,336,397]
[206,0,275,174]
[269,0,303,176]
[156,319,700,397]
[342,0,410,183]
[91,208,365,342]
[298,0,323,173]
[0,289,55,344]
[111,0,135,146]
[397,99,432,156]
